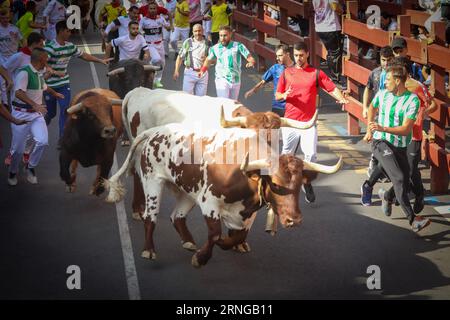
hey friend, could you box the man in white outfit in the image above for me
[7,48,64,186]
[105,21,150,61]
[42,0,67,41]
[173,23,209,95]
[139,2,170,87]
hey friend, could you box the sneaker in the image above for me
[22,153,30,164]
[413,196,425,214]
[26,167,38,184]
[7,172,17,186]
[154,80,164,88]
[378,188,392,217]
[360,181,373,206]
[411,216,431,232]
[302,183,316,203]
[4,152,12,166]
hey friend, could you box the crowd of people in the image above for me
[0,0,440,234]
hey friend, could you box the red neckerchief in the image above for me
[21,47,32,55]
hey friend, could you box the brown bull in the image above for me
[59,88,123,195]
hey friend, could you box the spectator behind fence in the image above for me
[312,0,345,88]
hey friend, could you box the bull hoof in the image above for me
[132,212,142,221]
[182,241,197,251]
[191,254,201,268]
[65,184,76,193]
[141,250,156,260]
[233,242,251,253]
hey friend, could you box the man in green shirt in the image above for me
[198,25,255,100]
[364,64,431,233]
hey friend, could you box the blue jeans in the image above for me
[44,84,71,138]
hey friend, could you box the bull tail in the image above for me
[105,129,152,203]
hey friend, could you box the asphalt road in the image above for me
[0,29,449,300]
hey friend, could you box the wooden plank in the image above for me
[264,14,279,26]
[254,18,277,37]
[276,27,302,44]
[428,142,450,173]
[398,15,411,38]
[276,0,306,17]
[254,42,276,63]
[343,96,366,124]
[315,40,327,60]
[428,44,450,71]
[405,9,430,27]
[404,38,427,64]
[342,18,395,48]
[342,58,371,86]
[233,34,256,52]
[232,10,254,28]
[428,98,449,127]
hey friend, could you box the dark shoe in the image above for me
[413,196,425,214]
[411,216,430,232]
[378,188,392,217]
[302,183,316,203]
[361,181,373,206]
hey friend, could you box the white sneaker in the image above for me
[7,172,17,186]
[26,167,38,184]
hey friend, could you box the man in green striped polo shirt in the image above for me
[44,20,111,139]
[364,64,431,233]
[198,25,255,100]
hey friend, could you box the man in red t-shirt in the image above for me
[276,41,347,203]
[139,0,173,29]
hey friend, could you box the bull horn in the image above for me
[280,109,318,129]
[220,105,247,128]
[143,64,162,71]
[109,98,123,105]
[66,102,84,114]
[303,156,343,174]
[240,152,271,172]
[107,67,125,77]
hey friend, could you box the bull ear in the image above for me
[302,170,319,185]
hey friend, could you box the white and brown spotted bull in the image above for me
[105,123,342,268]
[121,87,318,252]
[59,88,123,195]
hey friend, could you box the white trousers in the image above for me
[215,78,240,100]
[203,20,211,37]
[44,24,56,41]
[182,68,208,96]
[163,27,171,55]
[281,126,317,162]
[9,109,48,173]
[170,27,189,52]
[148,42,165,82]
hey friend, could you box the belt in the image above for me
[14,107,36,113]
[147,40,162,45]
[12,101,35,113]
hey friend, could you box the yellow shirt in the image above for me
[174,1,189,28]
[208,3,232,33]
[100,4,127,25]
[16,12,34,40]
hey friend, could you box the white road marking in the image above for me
[81,35,141,300]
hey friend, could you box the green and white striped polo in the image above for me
[44,40,83,88]
[207,41,250,84]
[372,89,419,148]
[13,64,47,105]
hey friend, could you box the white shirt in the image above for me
[312,0,341,32]
[34,0,49,24]
[2,52,31,78]
[112,34,149,60]
[105,16,131,37]
[43,0,67,24]
[0,24,22,59]
[139,16,169,43]
[13,64,47,105]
